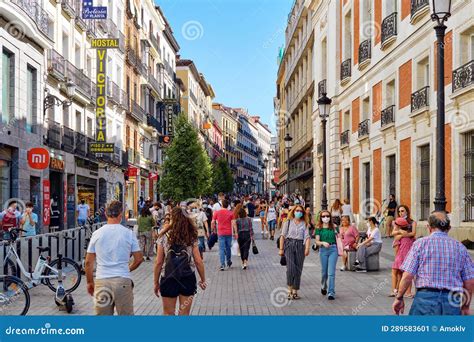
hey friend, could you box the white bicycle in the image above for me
[3,229,81,298]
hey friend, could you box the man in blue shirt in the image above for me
[77,199,90,226]
[20,202,38,237]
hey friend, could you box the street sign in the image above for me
[43,180,50,226]
[82,0,107,19]
[158,135,172,148]
[90,39,118,154]
[27,147,49,170]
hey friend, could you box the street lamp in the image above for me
[284,133,293,195]
[263,158,268,198]
[44,80,76,116]
[317,92,332,211]
[430,0,452,212]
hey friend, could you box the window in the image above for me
[26,65,37,133]
[384,0,396,16]
[87,118,93,137]
[361,0,372,39]
[464,131,474,221]
[343,11,352,60]
[362,96,370,121]
[416,56,430,89]
[460,27,474,65]
[75,111,81,132]
[75,44,80,68]
[363,162,371,217]
[321,38,327,80]
[2,49,14,124]
[0,158,11,205]
[419,145,431,220]
[385,79,395,107]
[387,155,396,198]
[62,105,69,128]
[62,33,69,61]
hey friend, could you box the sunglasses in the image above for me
[321,215,331,218]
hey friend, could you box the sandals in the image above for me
[388,290,398,297]
[292,292,300,300]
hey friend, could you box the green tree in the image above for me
[212,157,234,194]
[159,113,212,201]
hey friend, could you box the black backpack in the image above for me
[163,244,194,281]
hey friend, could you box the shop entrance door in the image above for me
[49,171,63,232]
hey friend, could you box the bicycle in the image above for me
[0,274,30,315]
[2,228,81,311]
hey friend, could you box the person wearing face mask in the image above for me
[189,202,209,258]
[0,201,21,235]
[315,210,339,300]
[202,201,213,235]
[279,205,311,300]
[354,217,383,272]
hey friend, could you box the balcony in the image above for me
[75,132,87,156]
[113,147,122,166]
[128,149,135,164]
[118,32,126,54]
[47,49,66,81]
[11,0,52,39]
[318,79,326,98]
[86,137,96,160]
[120,89,129,110]
[148,72,162,96]
[61,0,76,18]
[137,58,148,77]
[62,126,75,153]
[147,114,161,131]
[340,130,350,147]
[126,48,138,68]
[358,39,371,67]
[46,121,61,149]
[452,60,474,94]
[75,15,87,32]
[381,12,397,49]
[121,150,128,168]
[340,59,351,82]
[130,101,146,122]
[107,78,121,105]
[381,105,395,128]
[358,119,370,139]
[411,86,429,113]
[97,18,118,37]
[86,20,97,38]
[149,32,160,54]
[411,0,429,23]
[65,60,93,98]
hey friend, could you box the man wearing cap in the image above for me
[393,211,474,315]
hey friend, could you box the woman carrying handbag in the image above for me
[232,206,254,270]
[315,210,340,300]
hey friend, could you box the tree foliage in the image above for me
[160,113,212,201]
[212,157,234,194]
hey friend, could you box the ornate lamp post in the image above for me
[430,0,452,212]
[317,92,332,211]
[284,133,293,195]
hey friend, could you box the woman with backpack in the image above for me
[153,207,206,315]
[232,206,254,270]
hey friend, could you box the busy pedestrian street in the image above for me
[26,218,405,316]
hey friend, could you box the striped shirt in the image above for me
[401,231,474,291]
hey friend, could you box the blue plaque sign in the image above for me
[82,0,107,19]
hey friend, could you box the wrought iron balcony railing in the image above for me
[340,130,350,146]
[46,121,61,149]
[411,0,429,19]
[318,79,327,98]
[107,78,121,105]
[86,20,97,38]
[128,148,135,164]
[148,73,162,95]
[341,59,351,81]
[411,86,430,113]
[11,0,52,39]
[126,48,138,68]
[75,15,87,31]
[118,31,126,54]
[113,146,122,166]
[381,105,395,128]
[61,0,76,18]
[65,59,93,98]
[86,137,96,160]
[358,119,370,138]
[62,126,75,153]
[75,132,87,156]
[130,100,146,122]
[121,150,128,168]
[358,39,371,65]
[452,60,474,93]
[120,89,129,110]
[381,12,397,47]
[149,32,160,54]
[134,151,141,165]
[47,49,66,80]
[147,114,161,131]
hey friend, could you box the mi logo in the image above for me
[31,154,46,163]
[27,148,50,170]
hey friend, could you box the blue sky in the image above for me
[156,0,293,134]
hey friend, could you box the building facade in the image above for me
[213,103,238,185]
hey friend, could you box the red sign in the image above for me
[43,180,51,226]
[273,169,280,183]
[63,180,67,226]
[149,173,158,180]
[128,166,138,177]
[27,148,50,170]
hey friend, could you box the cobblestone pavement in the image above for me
[28,219,415,316]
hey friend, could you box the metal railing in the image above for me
[75,132,87,156]
[86,20,97,38]
[113,146,122,165]
[47,49,66,80]
[381,105,395,127]
[150,32,160,54]
[120,89,129,110]
[358,119,370,138]
[86,137,96,160]
[11,0,52,39]
[65,59,93,98]
[126,47,138,68]
[358,39,371,65]
[411,0,429,19]
[341,59,351,81]
[118,31,126,54]
[107,78,121,105]
[381,12,397,46]
[62,126,75,153]
[452,60,474,93]
[46,121,61,149]
[411,86,429,112]
[130,101,146,122]
[340,129,350,146]
[148,72,162,95]
[318,79,326,98]
[61,0,76,17]
[147,114,161,131]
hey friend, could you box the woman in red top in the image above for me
[339,215,359,271]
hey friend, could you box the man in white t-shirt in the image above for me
[85,200,143,315]
[76,199,90,226]
[212,192,225,212]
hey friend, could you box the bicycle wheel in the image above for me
[0,276,30,316]
[43,257,82,293]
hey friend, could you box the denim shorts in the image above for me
[268,220,277,231]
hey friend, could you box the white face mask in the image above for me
[366,222,371,229]
[322,217,330,224]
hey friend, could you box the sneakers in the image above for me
[353,260,360,266]
[355,267,367,273]
[321,288,327,295]
[220,265,225,271]
[339,266,346,271]
[328,294,335,300]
